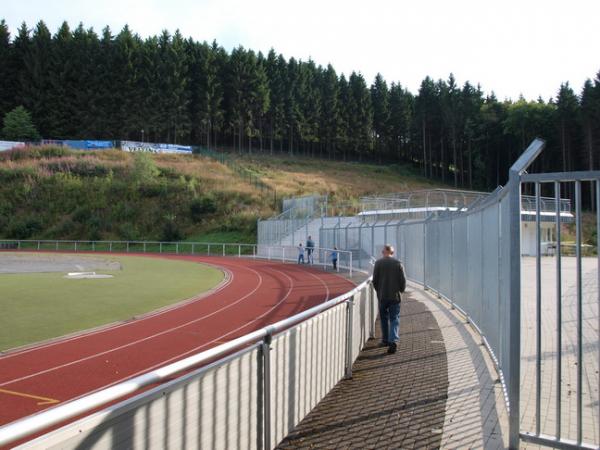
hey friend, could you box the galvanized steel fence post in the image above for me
[345,296,354,379]
[369,283,375,339]
[261,329,273,450]
[507,167,522,450]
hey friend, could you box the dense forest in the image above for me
[1,19,599,192]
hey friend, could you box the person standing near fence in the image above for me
[297,243,305,264]
[306,235,315,264]
[331,247,338,271]
[372,244,406,354]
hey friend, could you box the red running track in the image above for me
[0,254,355,427]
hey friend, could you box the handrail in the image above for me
[0,273,370,446]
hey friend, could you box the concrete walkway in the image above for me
[277,283,510,449]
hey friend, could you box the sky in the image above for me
[3,0,599,101]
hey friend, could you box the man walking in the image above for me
[306,235,315,264]
[372,244,406,354]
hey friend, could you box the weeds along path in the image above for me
[0,254,355,427]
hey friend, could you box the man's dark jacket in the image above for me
[372,256,406,302]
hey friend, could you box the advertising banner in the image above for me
[121,141,192,154]
[0,141,26,152]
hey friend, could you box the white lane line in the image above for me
[34,264,296,406]
[73,264,335,400]
[304,268,331,302]
[0,259,233,359]
[0,264,263,387]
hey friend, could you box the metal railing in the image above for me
[360,188,488,217]
[0,241,353,277]
[281,194,328,217]
[521,194,572,213]
[320,140,600,449]
[517,172,600,450]
[0,275,376,448]
[259,196,326,246]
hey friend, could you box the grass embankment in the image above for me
[0,254,224,351]
[0,146,440,243]
[0,147,269,243]
[236,153,438,210]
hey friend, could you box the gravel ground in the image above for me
[0,253,122,274]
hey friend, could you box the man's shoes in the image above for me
[387,343,397,354]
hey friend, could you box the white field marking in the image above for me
[116,264,336,380]
[0,264,262,387]
[303,268,331,303]
[28,263,297,406]
[0,261,233,359]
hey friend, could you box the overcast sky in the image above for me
[3,0,599,101]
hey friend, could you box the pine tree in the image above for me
[2,105,40,140]
[348,72,373,161]
[94,26,116,138]
[388,82,412,162]
[479,94,507,188]
[443,74,461,186]
[337,74,351,161]
[264,49,286,154]
[47,21,76,138]
[22,21,53,137]
[107,26,139,139]
[320,64,340,159]
[414,77,437,177]
[581,78,600,170]
[555,82,580,173]
[461,81,484,188]
[70,23,101,138]
[156,30,179,142]
[284,57,302,155]
[187,40,224,148]
[371,73,390,161]
[0,20,16,120]
[298,59,321,157]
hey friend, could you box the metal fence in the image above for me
[258,215,315,246]
[360,188,488,218]
[0,240,353,276]
[320,184,515,418]
[0,244,371,448]
[258,195,328,246]
[517,173,599,449]
[321,139,600,449]
[281,194,328,217]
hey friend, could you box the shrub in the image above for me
[2,106,40,141]
[7,216,43,239]
[132,153,159,185]
[190,196,218,221]
[118,222,140,241]
[46,217,78,239]
[161,214,183,241]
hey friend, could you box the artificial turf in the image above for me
[0,254,224,351]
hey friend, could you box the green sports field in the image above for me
[0,253,224,352]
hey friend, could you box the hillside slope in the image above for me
[0,147,441,242]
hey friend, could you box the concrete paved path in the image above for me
[277,283,510,449]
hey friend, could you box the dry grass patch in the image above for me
[236,154,439,202]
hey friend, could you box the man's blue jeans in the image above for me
[379,299,400,344]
